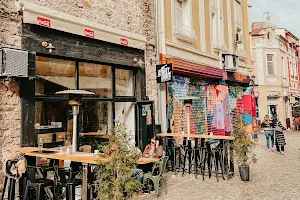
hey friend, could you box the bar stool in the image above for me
[182,139,193,176]
[23,166,54,200]
[2,160,19,200]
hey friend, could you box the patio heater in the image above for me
[56,90,95,152]
[177,96,200,140]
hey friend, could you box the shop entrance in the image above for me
[135,101,155,151]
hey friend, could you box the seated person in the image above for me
[143,137,157,158]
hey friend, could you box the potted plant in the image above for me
[94,122,143,200]
[231,117,257,181]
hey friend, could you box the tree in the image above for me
[95,122,143,200]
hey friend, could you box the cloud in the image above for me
[249,0,300,37]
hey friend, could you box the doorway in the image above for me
[135,101,155,151]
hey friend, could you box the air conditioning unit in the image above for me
[235,32,243,44]
[224,55,238,72]
[0,48,28,77]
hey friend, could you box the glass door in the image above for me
[135,101,154,151]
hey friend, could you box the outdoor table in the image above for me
[16,147,108,200]
[156,133,234,179]
[16,147,158,200]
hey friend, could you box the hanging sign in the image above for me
[156,63,173,83]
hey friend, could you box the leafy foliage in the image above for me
[231,117,257,166]
[94,122,143,200]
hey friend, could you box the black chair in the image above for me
[23,166,54,200]
[2,160,20,200]
[55,167,81,200]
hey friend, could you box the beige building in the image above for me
[157,0,253,133]
[251,15,299,128]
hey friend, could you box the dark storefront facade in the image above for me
[20,21,149,149]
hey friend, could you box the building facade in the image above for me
[0,0,156,186]
[251,16,299,128]
[157,0,253,134]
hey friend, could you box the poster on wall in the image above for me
[156,63,173,83]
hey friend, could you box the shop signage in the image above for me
[142,105,147,116]
[156,63,173,83]
[84,28,95,38]
[37,17,50,28]
[120,37,128,46]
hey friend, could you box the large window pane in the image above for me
[116,69,134,96]
[36,56,76,96]
[35,101,71,146]
[79,63,112,98]
[79,101,112,134]
[115,102,135,145]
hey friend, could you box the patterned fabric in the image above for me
[272,121,286,146]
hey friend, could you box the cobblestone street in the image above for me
[140,131,300,200]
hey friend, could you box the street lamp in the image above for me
[56,90,95,152]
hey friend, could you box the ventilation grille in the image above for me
[1,48,28,77]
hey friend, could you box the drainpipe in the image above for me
[217,0,223,73]
[157,0,167,133]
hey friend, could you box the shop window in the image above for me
[115,69,134,96]
[80,101,112,134]
[79,62,112,98]
[36,56,76,96]
[35,101,70,147]
[115,102,135,145]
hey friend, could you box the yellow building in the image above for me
[157,0,253,132]
[251,14,298,128]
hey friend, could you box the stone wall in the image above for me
[0,0,22,190]
[0,80,21,186]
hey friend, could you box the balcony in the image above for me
[174,23,197,44]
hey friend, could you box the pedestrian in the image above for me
[271,115,287,155]
[261,115,274,152]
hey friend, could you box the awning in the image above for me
[40,76,127,91]
[172,58,224,79]
[21,1,146,50]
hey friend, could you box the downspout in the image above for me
[217,0,222,72]
[157,0,167,133]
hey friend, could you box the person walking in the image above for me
[261,115,274,152]
[271,115,287,155]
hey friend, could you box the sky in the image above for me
[249,0,300,37]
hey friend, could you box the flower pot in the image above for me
[238,165,250,181]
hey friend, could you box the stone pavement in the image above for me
[138,131,300,200]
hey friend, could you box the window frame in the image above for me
[35,53,138,129]
[266,53,275,76]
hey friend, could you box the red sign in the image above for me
[120,37,128,46]
[84,29,95,38]
[37,17,51,28]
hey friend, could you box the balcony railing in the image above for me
[174,23,197,43]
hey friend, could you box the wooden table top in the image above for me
[15,147,158,165]
[156,133,234,140]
